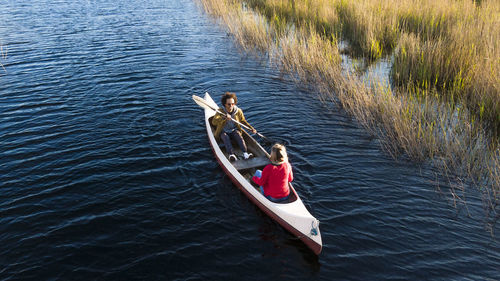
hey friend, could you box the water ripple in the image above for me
[0,0,498,280]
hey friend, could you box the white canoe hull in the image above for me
[202,92,322,254]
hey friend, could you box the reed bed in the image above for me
[243,0,500,138]
[392,3,500,138]
[198,0,500,228]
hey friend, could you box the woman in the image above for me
[252,144,293,202]
[211,92,257,161]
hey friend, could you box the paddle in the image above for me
[192,94,272,144]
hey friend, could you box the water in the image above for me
[1,0,499,280]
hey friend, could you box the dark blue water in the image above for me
[1,0,498,280]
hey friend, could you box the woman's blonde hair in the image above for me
[270,143,288,164]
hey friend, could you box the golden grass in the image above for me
[198,0,500,227]
[392,2,500,138]
[242,0,500,137]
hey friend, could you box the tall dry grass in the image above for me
[198,0,500,228]
[392,1,500,138]
[243,0,500,138]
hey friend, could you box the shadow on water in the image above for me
[215,168,321,270]
[254,204,321,268]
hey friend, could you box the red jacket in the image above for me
[252,162,293,198]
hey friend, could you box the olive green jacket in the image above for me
[211,107,254,140]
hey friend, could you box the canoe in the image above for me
[202,92,322,255]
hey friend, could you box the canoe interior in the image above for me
[208,116,298,204]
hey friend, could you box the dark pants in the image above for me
[220,130,247,155]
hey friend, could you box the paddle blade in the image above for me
[192,95,214,111]
[256,132,273,146]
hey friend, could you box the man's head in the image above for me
[222,92,237,112]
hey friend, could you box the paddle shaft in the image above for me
[193,94,270,141]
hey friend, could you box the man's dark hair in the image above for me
[221,92,238,105]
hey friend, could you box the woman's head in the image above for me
[270,143,287,164]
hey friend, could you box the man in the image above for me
[212,92,257,161]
